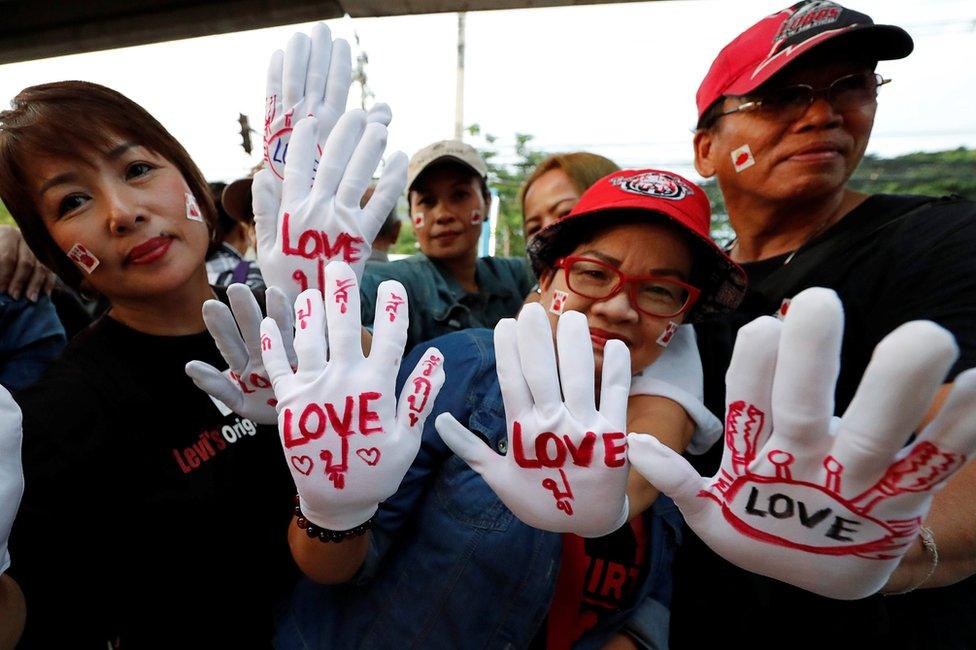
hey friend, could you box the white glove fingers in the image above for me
[598,340,631,427]
[304,23,334,108]
[227,283,265,360]
[265,48,284,131]
[720,315,780,476]
[915,368,976,456]
[251,168,280,254]
[366,102,393,127]
[627,433,707,514]
[185,361,243,413]
[368,280,409,373]
[201,299,247,371]
[831,320,958,481]
[494,318,534,417]
[555,311,596,419]
[260,316,295,387]
[335,122,388,226]
[281,31,311,108]
[292,288,328,375]
[361,152,408,241]
[322,261,363,363]
[281,117,318,209]
[312,110,368,204]
[396,346,446,435]
[516,303,563,414]
[266,286,298,368]
[322,37,352,125]
[769,288,843,447]
[435,412,498,472]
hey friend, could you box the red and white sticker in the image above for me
[412,212,425,228]
[185,192,204,222]
[776,298,792,320]
[656,321,679,348]
[67,243,100,274]
[470,210,484,225]
[549,290,568,315]
[731,144,756,173]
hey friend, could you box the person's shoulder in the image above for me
[867,193,976,229]
[478,256,529,276]
[365,255,438,285]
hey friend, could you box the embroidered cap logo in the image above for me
[610,171,694,201]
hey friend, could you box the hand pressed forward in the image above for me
[261,261,444,531]
[436,303,632,538]
[628,288,976,599]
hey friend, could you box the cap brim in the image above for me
[727,23,914,97]
[407,156,487,192]
[221,178,254,224]
[527,207,746,323]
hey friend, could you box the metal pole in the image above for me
[455,12,466,140]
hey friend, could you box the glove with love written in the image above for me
[436,304,631,538]
[628,287,976,599]
[185,284,296,425]
[0,385,23,574]
[629,324,722,455]
[254,111,406,305]
[264,23,392,177]
[261,260,445,530]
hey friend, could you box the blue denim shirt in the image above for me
[361,254,533,354]
[275,329,682,649]
[0,294,65,391]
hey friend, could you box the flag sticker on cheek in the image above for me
[731,144,755,173]
[67,243,100,274]
[549,290,568,315]
[470,210,484,225]
[656,321,679,348]
[413,212,425,228]
[185,192,204,222]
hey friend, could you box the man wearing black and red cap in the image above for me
[681,1,976,647]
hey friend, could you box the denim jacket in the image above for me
[275,329,682,649]
[0,294,65,391]
[360,254,533,354]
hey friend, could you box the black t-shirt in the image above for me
[10,291,295,648]
[674,195,976,649]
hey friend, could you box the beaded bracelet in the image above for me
[293,495,373,543]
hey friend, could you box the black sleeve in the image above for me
[10,364,122,648]
[867,201,976,379]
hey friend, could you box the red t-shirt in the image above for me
[546,516,648,649]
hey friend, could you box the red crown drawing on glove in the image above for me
[701,400,964,559]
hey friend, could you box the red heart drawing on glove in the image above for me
[291,455,313,476]
[356,447,381,466]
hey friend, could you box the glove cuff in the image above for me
[297,494,378,533]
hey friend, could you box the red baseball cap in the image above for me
[696,1,913,120]
[527,169,746,322]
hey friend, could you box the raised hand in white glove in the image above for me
[185,284,296,425]
[0,386,23,574]
[261,261,444,530]
[264,23,392,180]
[628,287,976,599]
[436,304,631,538]
[630,324,722,454]
[254,112,406,304]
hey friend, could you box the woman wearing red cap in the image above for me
[274,168,745,649]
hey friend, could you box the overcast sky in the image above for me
[0,0,972,184]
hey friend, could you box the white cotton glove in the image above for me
[253,112,407,305]
[185,284,297,425]
[628,287,976,600]
[436,304,631,538]
[0,386,23,574]
[629,324,722,454]
[264,23,392,180]
[261,261,444,530]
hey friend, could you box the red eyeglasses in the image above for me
[555,256,700,318]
